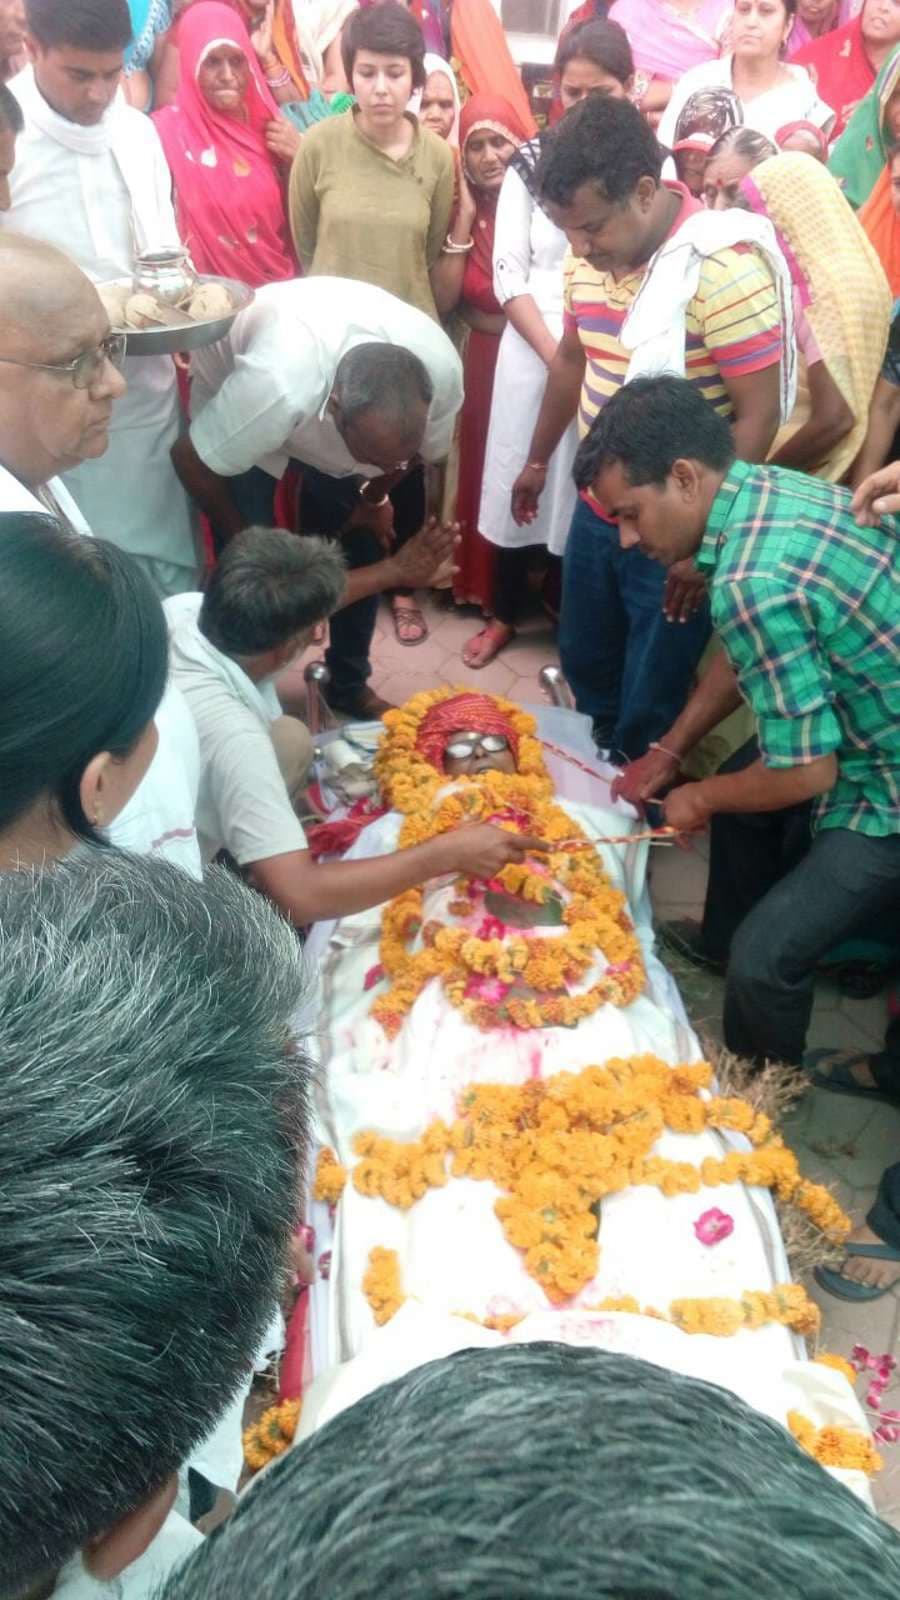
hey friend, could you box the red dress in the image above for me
[451,93,531,610]
[452,202,504,611]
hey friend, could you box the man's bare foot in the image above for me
[813,1050,878,1090]
[837,1223,900,1291]
[462,620,514,669]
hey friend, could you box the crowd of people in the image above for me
[0,0,899,1590]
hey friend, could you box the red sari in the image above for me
[452,95,530,611]
[792,14,876,141]
[154,1,296,286]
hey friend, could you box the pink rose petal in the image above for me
[363,963,384,992]
[694,1207,735,1246]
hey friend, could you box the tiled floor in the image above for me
[286,588,900,1523]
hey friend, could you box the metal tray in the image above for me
[101,274,254,357]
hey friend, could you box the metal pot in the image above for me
[132,248,197,306]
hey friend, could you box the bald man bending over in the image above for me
[0,231,126,528]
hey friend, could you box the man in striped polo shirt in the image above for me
[511,94,784,761]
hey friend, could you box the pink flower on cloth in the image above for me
[363,963,385,992]
[694,1207,734,1246]
[463,975,511,1005]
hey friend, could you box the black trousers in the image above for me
[703,736,900,1064]
[220,462,425,703]
[868,1017,900,1251]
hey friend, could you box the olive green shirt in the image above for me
[289,108,455,321]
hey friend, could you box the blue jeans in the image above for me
[559,497,711,758]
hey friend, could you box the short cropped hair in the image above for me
[341,2,426,89]
[536,92,662,208]
[574,374,735,490]
[200,527,347,655]
[160,1343,900,1598]
[0,83,23,135]
[555,18,633,86]
[333,342,434,427]
[0,851,310,1594]
[25,0,133,52]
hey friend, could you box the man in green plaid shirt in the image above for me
[575,373,900,1070]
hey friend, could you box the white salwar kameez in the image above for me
[479,148,578,558]
[4,68,198,596]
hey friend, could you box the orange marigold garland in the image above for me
[370,687,645,1037]
[363,1246,405,1325]
[788,1410,882,1476]
[243,1399,302,1473]
[312,1146,347,1206]
[347,1056,851,1306]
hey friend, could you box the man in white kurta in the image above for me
[3,3,198,596]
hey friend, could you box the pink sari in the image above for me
[608,0,730,79]
[153,1,296,286]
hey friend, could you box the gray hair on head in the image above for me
[160,1342,900,1598]
[0,850,311,1594]
[200,526,347,656]
[332,343,434,429]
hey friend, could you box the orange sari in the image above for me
[860,166,900,294]
[450,0,536,136]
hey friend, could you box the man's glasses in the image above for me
[445,732,510,760]
[0,332,128,390]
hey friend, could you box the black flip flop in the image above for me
[804,1048,898,1106]
[815,1243,900,1302]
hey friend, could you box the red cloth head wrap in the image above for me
[415,693,520,772]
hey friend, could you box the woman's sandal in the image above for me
[462,621,514,670]
[391,603,429,647]
[814,1244,900,1302]
[804,1048,899,1106]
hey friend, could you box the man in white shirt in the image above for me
[174,277,464,720]
[170,527,544,927]
[0,853,309,1600]
[4,0,198,596]
[0,229,203,876]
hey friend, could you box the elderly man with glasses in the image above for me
[3,0,198,597]
[0,230,127,527]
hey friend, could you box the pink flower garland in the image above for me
[852,1345,900,1445]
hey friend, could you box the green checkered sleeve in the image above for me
[711,576,844,768]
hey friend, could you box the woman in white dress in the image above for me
[657,0,835,146]
[469,20,635,669]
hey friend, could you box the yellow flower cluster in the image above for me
[242,1399,302,1473]
[354,1123,451,1209]
[362,1246,405,1326]
[788,1410,882,1476]
[371,687,644,1037]
[814,1352,859,1388]
[585,1284,820,1337]
[349,1056,852,1306]
[312,1146,347,1207]
[670,1283,821,1337]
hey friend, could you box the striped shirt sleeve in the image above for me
[693,246,783,379]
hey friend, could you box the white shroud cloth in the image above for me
[3,68,197,586]
[301,729,875,1504]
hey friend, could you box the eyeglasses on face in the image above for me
[444,731,510,760]
[0,332,127,390]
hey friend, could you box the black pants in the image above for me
[869,1016,900,1250]
[700,740,814,959]
[219,463,425,703]
[719,817,900,1067]
[493,547,561,628]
